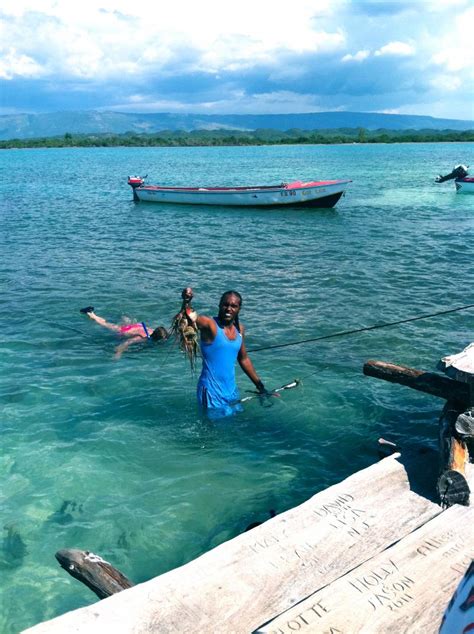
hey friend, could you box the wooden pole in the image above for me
[437,403,470,507]
[363,360,470,405]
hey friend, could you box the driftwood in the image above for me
[55,549,134,599]
[363,360,470,406]
[437,403,470,507]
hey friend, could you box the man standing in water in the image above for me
[180,288,270,419]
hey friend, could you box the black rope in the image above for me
[248,303,474,354]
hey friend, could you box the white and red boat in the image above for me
[435,164,474,193]
[128,176,351,208]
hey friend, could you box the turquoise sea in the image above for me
[1,142,473,632]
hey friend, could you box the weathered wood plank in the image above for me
[257,504,474,634]
[363,360,470,405]
[24,455,442,634]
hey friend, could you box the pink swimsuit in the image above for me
[119,323,149,337]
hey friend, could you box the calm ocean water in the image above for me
[1,142,473,632]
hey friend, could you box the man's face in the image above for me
[218,294,241,325]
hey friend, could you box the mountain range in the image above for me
[0,110,472,140]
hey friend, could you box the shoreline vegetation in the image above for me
[1,128,473,149]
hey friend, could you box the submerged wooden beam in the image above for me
[55,549,134,599]
[363,360,470,405]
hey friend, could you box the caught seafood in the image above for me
[171,288,199,371]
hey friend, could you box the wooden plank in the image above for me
[24,455,442,634]
[257,505,474,634]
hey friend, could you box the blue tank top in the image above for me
[197,318,243,416]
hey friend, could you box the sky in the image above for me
[0,0,473,120]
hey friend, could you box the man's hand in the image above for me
[255,381,280,405]
[181,287,194,305]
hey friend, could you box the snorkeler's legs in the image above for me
[86,312,121,332]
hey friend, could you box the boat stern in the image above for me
[128,175,146,201]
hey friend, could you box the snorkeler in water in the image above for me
[80,306,168,358]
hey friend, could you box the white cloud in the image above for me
[0,0,345,78]
[104,97,192,113]
[342,50,370,62]
[430,74,462,91]
[425,0,470,11]
[375,41,415,57]
[0,48,44,79]
[430,6,474,71]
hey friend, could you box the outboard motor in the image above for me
[128,175,146,201]
[435,164,469,183]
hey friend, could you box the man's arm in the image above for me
[193,313,217,343]
[237,326,266,391]
[114,336,144,359]
[178,288,216,343]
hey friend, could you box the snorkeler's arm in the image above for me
[114,336,143,359]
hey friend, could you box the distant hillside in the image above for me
[0,110,472,140]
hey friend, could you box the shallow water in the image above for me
[1,142,473,632]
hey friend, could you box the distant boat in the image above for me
[435,164,474,193]
[128,176,351,208]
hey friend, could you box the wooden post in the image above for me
[437,403,470,507]
[363,359,472,507]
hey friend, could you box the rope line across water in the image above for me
[247,303,474,354]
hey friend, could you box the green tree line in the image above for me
[1,127,473,149]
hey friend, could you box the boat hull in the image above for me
[131,180,351,208]
[455,178,474,193]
